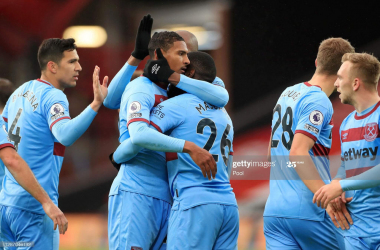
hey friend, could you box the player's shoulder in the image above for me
[41,86,67,102]
[340,111,356,130]
[300,85,332,110]
[125,76,156,96]
[160,94,191,109]
[212,76,225,88]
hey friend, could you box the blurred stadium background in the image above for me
[1,0,380,249]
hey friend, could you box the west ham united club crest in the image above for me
[364,122,378,142]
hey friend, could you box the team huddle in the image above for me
[0,13,379,250]
[0,14,237,250]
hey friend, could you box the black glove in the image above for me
[143,48,175,83]
[109,153,121,171]
[131,14,153,60]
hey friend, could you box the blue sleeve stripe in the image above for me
[49,116,71,130]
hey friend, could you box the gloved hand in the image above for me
[109,153,121,171]
[143,48,175,83]
[131,14,153,60]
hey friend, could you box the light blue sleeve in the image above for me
[113,136,142,164]
[340,164,380,191]
[176,75,229,107]
[113,97,186,164]
[103,62,138,109]
[295,102,331,142]
[51,106,97,147]
[212,76,225,88]
[128,121,184,153]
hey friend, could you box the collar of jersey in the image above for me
[304,81,322,90]
[36,78,53,86]
[354,101,380,120]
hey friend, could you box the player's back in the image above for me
[339,104,380,237]
[110,76,171,204]
[0,79,66,214]
[162,94,236,209]
[264,82,333,221]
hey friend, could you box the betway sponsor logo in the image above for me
[342,146,378,161]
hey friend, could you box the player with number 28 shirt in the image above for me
[263,38,356,250]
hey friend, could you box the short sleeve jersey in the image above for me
[0,117,15,190]
[0,79,71,214]
[338,101,380,237]
[109,76,172,204]
[149,93,236,210]
[264,82,334,221]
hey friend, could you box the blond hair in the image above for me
[316,38,355,75]
[342,52,380,87]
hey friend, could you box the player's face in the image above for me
[335,61,354,105]
[56,49,82,89]
[163,41,190,74]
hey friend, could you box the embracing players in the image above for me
[314,53,380,250]
[264,38,355,249]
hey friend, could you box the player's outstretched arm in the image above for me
[127,121,217,180]
[143,48,229,107]
[52,66,108,146]
[112,138,142,165]
[104,14,153,109]
[0,147,68,234]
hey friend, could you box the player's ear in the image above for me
[185,69,195,78]
[353,78,360,91]
[47,61,58,74]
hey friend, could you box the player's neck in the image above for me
[308,73,337,97]
[353,92,380,114]
[40,73,63,91]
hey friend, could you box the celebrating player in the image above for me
[0,78,14,190]
[0,38,108,249]
[104,15,228,112]
[112,51,237,249]
[264,38,355,249]
[313,53,380,250]
[108,29,231,249]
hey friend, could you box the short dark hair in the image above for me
[0,78,14,108]
[187,51,216,83]
[37,38,77,71]
[148,31,184,58]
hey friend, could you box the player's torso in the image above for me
[0,118,10,191]
[0,80,63,213]
[113,77,171,203]
[166,94,236,209]
[340,104,380,237]
[265,82,333,221]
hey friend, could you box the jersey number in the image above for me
[197,118,232,165]
[8,108,23,151]
[271,104,294,150]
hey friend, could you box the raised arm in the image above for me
[50,66,108,146]
[104,15,153,109]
